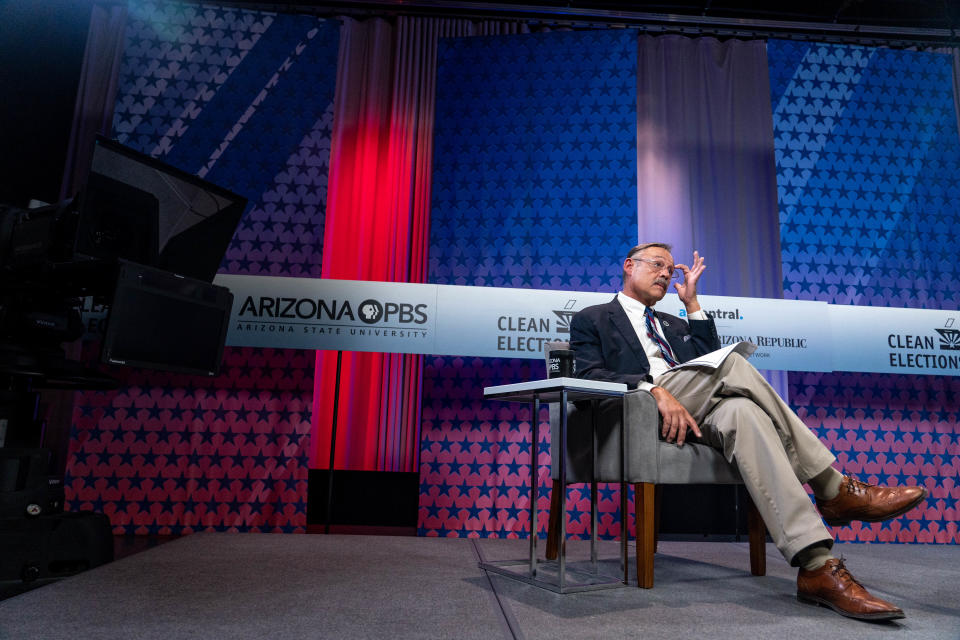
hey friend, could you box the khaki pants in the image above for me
[656,352,835,564]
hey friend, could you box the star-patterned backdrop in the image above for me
[420,30,638,539]
[64,0,339,534]
[419,36,959,543]
[62,9,960,544]
[68,343,314,534]
[771,41,959,543]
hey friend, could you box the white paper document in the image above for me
[670,341,757,370]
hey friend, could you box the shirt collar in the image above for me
[616,291,653,316]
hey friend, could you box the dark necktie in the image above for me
[644,306,678,367]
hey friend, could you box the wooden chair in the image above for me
[542,341,766,588]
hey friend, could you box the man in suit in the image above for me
[570,242,927,622]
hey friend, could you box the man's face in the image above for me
[623,246,675,306]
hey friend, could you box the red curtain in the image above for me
[312,17,527,473]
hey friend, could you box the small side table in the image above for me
[482,377,627,593]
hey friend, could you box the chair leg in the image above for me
[653,484,663,553]
[635,482,656,588]
[545,479,562,561]
[746,493,766,577]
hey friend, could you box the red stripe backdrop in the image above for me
[310,17,528,473]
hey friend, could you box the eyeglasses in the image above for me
[630,257,680,280]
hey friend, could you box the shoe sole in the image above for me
[822,489,929,527]
[797,594,905,621]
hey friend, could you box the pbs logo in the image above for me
[356,299,429,325]
[359,299,384,324]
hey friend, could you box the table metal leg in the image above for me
[530,395,539,578]
[621,401,628,584]
[558,388,567,591]
[590,399,598,571]
[478,387,627,594]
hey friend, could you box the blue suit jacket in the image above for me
[570,296,721,388]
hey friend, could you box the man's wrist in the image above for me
[684,298,701,314]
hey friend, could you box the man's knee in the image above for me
[718,351,765,387]
[708,397,768,436]
[712,396,761,417]
[723,351,754,371]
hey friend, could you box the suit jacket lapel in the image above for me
[655,310,687,360]
[607,300,648,366]
[655,311,679,340]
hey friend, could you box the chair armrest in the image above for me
[549,388,660,483]
[622,389,742,484]
[621,388,660,483]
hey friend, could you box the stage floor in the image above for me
[0,534,957,639]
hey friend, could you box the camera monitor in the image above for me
[86,136,247,282]
[101,260,233,377]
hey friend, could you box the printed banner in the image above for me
[431,287,831,371]
[638,294,829,372]
[209,275,960,375]
[829,305,960,376]
[217,275,438,352]
[433,285,610,358]
[213,275,846,372]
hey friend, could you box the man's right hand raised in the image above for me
[650,386,701,447]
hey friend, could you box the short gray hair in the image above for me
[623,243,672,281]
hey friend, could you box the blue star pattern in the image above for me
[429,29,638,292]
[421,30,638,538]
[113,1,275,155]
[111,0,337,277]
[770,41,960,543]
[65,345,314,534]
[770,41,960,308]
[790,371,959,543]
[417,357,636,540]
[65,1,339,534]
[220,105,333,278]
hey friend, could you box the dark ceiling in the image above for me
[498,1,960,30]
[229,0,960,35]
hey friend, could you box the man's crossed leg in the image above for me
[655,353,927,621]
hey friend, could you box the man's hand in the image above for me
[650,386,701,447]
[674,251,705,313]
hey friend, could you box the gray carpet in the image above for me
[479,539,960,640]
[0,534,957,639]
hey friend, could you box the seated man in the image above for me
[570,242,927,622]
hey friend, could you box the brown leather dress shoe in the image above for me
[797,558,905,621]
[815,475,927,526]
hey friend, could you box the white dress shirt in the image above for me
[616,291,706,391]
